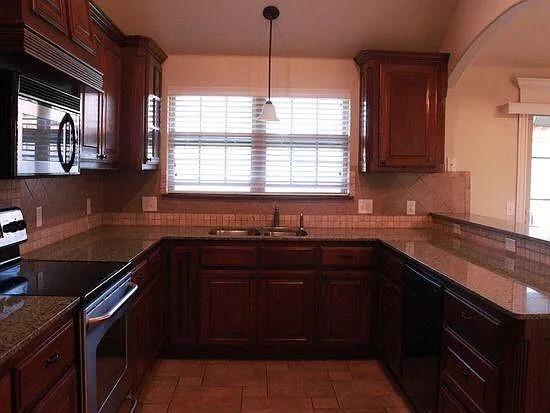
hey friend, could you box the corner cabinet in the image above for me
[354,50,449,173]
[121,36,167,170]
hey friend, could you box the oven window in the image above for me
[95,317,127,409]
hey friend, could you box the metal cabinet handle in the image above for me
[45,351,61,367]
[87,282,139,326]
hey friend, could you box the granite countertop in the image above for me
[25,225,550,319]
[432,212,550,244]
[0,295,79,365]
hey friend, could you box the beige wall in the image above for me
[446,64,550,219]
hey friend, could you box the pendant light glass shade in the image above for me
[257,100,279,122]
[257,6,280,122]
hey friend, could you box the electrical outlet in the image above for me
[453,223,462,235]
[142,196,158,212]
[358,199,373,214]
[446,157,457,172]
[86,198,92,216]
[36,206,42,228]
[406,200,416,215]
[505,257,516,271]
[505,237,516,253]
[506,200,515,216]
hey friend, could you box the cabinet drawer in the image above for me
[320,247,374,267]
[131,259,150,289]
[441,328,499,413]
[34,367,78,413]
[260,247,316,268]
[201,246,257,267]
[14,321,75,411]
[444,291,502,358]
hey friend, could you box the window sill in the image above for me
[162,192,353,200]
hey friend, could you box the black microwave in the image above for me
[0,71,81,177]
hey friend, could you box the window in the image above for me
[529,115,550,227]
[167,95,350,195]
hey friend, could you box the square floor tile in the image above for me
[154,359,205,378]
[204,362,267,387]
[312,396,339,408]
[140,378,178,404]
[332,380,405,409]
[347,361,387,380]
[242,397,313,413]
[169,386,242,413]
[268,370,334,398]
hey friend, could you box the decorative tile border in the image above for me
[102,212,431,229]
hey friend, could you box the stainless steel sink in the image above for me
[208,226,308,237]
[208,228,261,236]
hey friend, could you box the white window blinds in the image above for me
[168,95,350,195]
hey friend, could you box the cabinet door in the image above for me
[439,385,467,413]
[257,271,314,346]
[149,275,165,357]
[133,290,150,388]
[33,367,78,413]
[379,63,440,170]
[378,275,404,376]
[144,56,162,166]
[31,0,69,34]
[169,246,197,345]
[199,271,255,346]
[81,86,102,163]
[0,374,11,413]
[100,36,121,164]
[318,271,372,346]
[66,0,95,53]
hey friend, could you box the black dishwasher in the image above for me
[401,264,443,413]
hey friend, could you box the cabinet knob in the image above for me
[45,351,61,367]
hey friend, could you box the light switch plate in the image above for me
[358,199,373,214]
[453,223,461,235]
[142,196,158,212]
[505,256,516,271]
[36,206,42,228]
[86,198,92,216]
[406,200,416,215]
[505,237,516,253]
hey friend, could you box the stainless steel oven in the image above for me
[84,273,138,413]
[0,72,81,177]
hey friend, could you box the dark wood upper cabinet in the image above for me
[31,0,69,34]
[66,0,95,53]
[354,50,449,173]
[80,16,122,169]
[121,36,167,170]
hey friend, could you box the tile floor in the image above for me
[138,359,411,413]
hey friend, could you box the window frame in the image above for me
[166,94,352,197]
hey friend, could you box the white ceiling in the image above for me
[474,0,550,67]
[94,0,458,58]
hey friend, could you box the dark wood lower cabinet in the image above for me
[199,271,255,346]
[33,367,78,413]
[257,272,314,346]
[439,385,468,413]
[377,274,404,377]
[318,271,373,346]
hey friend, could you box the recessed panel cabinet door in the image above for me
[199,271,255,346]
[169,247,197,345]
[379,63,439,169]
[318,271,372,346]
[66,0,95,53]
[31,0,69,34]
[257,272,314,346]
[101,36,121,163]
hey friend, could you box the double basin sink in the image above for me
[208,226,308,237]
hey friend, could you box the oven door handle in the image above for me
[87,282,138,327]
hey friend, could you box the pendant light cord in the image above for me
[268,19,273,101]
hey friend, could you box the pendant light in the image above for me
[257,6,280,122]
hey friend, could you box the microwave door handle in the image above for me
[57,113,77,173]
[87,282,139,327]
